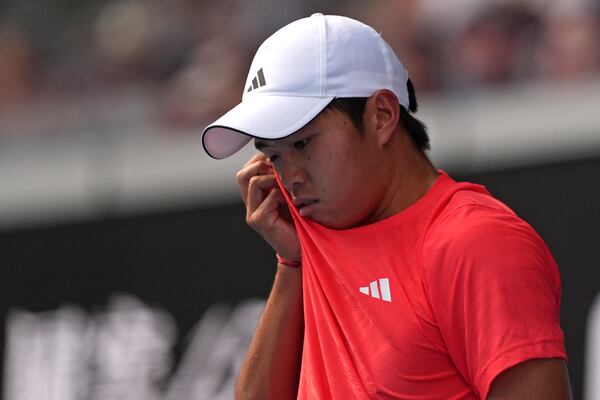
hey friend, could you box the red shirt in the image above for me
[281,171,566,399]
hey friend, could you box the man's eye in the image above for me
[293,138,311,150]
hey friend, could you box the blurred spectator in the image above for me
[1,0,600,133]
[444,3,543,89]
[159,34,248,127]
[534,8,600,81]
[92,0,196,86]
[355,0,444,92]
[0,24,33,115]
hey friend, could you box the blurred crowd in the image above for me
[0,0,599,128]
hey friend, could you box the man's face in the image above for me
[255,107,387,229]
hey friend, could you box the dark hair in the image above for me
[325,79,430,151]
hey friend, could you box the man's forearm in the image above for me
[235,264,304,400]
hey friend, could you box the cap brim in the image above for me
[202,95,333,159]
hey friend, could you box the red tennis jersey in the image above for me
[280,171,566,399]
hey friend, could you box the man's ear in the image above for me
[364,90,401,146]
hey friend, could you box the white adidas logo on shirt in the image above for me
[359,278,392,302]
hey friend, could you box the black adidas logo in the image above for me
[247,68,266,92]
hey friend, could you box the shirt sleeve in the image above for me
[422,203,567,399]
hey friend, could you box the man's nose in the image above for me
[278,158,306,193]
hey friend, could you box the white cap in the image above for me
[202,13,410,159]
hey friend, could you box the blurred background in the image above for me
[0,0,599,399]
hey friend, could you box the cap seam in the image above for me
[318,14,326,95]
[373,29,394,94]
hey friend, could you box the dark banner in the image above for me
[1,157,599,399]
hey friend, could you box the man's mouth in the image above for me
[293,199,318,216]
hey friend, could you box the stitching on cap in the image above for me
[373,30,394,92]
[318,14,326,95]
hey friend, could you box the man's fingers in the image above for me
[248,188,300,260]
[248,189,289,236]
[236,159,273,205]
[242,153,268,167]
[237,154,299,259]
[250,187,285,224]
[246,174,278,214]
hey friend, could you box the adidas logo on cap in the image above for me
[247,68,266,92]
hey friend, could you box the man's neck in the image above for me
[364,149,439,225]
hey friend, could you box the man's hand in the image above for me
[236,154,301,261]
[235,154,304,400]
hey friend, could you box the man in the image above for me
[202,14,571,399]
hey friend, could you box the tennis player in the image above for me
[202,14,571,399]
